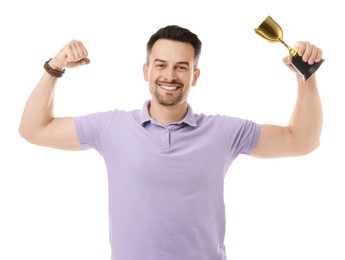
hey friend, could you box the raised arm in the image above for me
[251,41,323,158]
[18,40,90,150]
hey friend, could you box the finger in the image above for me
[72,40,88,60]
[305,43,319,64]
[80,57,90,65]
[315,48,323,63]
[65,40,88,62]
[295,41,321,65]
[283,55,293,65]
[295,41,306,58]
[297,41,313,63]
[282,56,297,73]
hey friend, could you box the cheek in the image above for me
[147,72,158,90]
[186,74,196,86]
[147,69,159,81]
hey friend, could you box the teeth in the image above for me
[160,85,178,90]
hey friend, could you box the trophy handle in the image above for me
[291,55,325,81]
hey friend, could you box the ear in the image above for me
[191,68,200,86]
[143,63,149,81]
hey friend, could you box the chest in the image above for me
[102,123,232,195]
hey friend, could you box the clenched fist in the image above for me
[283,41,323,72]
[48,40,90,70]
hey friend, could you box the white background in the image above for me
[1,0,344,259]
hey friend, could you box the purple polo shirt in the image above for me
[75,100,261,260]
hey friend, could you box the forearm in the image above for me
[288,74,323,153]
[19,72,58,142]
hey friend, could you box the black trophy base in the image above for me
[291,54,324,81]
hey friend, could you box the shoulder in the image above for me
[194,112,253,126]
[194,112,260,137]
[77,108,140,120]
[74,108,142,130]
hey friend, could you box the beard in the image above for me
[153,80,184,106]
[154,91,183,106]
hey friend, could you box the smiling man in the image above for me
[19,25,323,259]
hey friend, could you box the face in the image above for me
[143,39,200,107]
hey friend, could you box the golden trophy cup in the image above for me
[254,16,324,81]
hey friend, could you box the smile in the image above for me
[157,81,183,91]
[159,85,179,91]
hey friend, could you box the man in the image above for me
[19,25,323,259]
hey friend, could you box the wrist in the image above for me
[44,58,65,78]
[48,58,65,71]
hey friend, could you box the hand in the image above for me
[283,41,323,73]
[49,40,90,70]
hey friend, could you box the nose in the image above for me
[163,67,177,82]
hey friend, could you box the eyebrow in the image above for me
[153,58,190,66]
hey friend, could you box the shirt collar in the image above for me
[139,100,197,127]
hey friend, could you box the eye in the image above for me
[155,63,166,69]
[176,65,188,71]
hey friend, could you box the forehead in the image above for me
[150,39,195,63]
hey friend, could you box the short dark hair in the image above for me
[146,25,202,66]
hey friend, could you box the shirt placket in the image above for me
[159,128,170,152]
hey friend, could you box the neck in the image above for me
[149,100,188,126]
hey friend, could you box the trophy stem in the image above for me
[278,39,297,56]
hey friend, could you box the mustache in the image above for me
[156,79,183,86]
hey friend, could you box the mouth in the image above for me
[157,81,182,92]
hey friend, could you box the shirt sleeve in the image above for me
[220,116,261,157]
[74,110,116,153]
